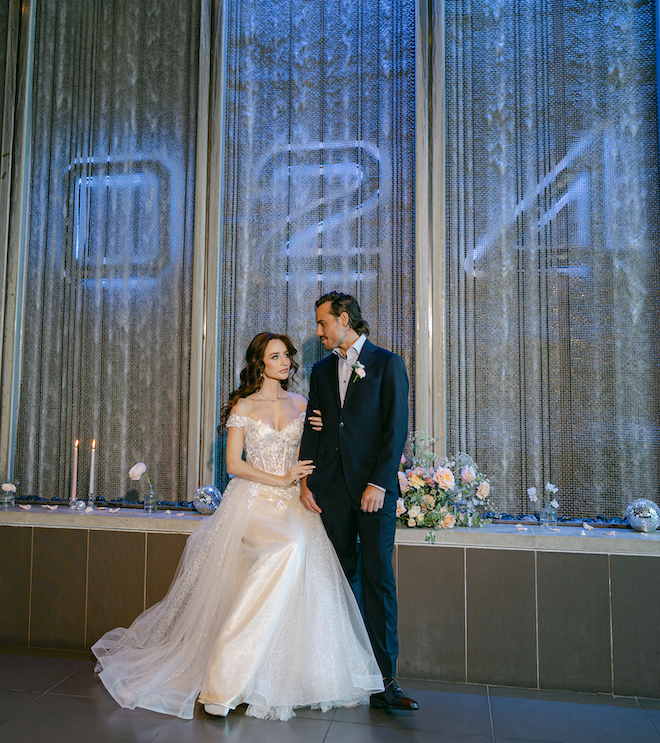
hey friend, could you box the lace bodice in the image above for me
[226,413,304,476]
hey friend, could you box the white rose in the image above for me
[545,482,558,494]
[129,462,147,481]
[550,498,559,509]
[2,482,16,492]
[407,518,416,527]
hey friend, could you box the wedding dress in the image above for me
[92,412,383,721]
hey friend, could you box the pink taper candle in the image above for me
[89,439,96,496]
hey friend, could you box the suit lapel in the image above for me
[343,339,376,409]
[324,353,341,410]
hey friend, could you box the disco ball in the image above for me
[625,499,660,533]
[193,485,222,515]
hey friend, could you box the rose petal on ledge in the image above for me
[548,527,560,532]
[176,512,185,516]
[46,504,58,510]
[580,530,587,536]
[165,509,172,514]
[515,524,528,531]
[606,530,617,537]
[19,504,31,510]
[109,508,120,514]
[85,506,93,513]
[582,522,594,530]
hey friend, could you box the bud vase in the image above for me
[144,490,158,513]
[539,504,557,527]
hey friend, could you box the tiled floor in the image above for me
[1,652,659,743]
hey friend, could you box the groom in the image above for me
[300,292,418,711]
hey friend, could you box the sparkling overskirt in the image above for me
[92,414,383,721]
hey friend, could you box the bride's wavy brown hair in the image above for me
[219,332,299,428]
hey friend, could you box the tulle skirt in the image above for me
[92,476,383,721]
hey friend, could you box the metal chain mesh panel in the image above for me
[446,0,660,518]
[217,0,416,484]
[14,0,199,503]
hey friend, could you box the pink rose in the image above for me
[461,466,476,484]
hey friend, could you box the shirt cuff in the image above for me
[367,482,386,493]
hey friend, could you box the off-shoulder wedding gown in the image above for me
[92,412,382,721]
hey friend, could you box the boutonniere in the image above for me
[352,361,366,383]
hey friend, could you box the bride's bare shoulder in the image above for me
[288,392,307,413]
[231,398,253,417]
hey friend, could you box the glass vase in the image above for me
[144,490,157,513]
[539,504,557,528]
[0,491,15,508]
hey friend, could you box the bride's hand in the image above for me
[281,460,315,486]
[308,409,323,432]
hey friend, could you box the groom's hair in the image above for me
[316,291,370,337]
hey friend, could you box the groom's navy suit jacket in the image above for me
[301,339,409,502]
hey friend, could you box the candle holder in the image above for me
[69,496,78,509]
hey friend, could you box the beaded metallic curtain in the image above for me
[0,1,7,136]
[446,0,659,518]
[217,0,415,463]
[14,0,199,502]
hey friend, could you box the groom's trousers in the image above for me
[317,463,398,678]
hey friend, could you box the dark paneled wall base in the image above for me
[0,526,32,645]
[611,554,660,698]
[31,528,87,650]
[466,549,536,688]
[87,531,146,646]
[398,545,465,681]
[537,552,611,693]
[146,532,189,607]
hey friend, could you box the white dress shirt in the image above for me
[333,334,367,407]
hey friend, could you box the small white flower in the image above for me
[550,499,559,509]
[527,487,537,502]
[408,505,422,519]
[129,462,147,480]
[545,482,558,494]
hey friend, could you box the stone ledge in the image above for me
[1,507,659,556]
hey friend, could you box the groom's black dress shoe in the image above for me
[370,678,419,710]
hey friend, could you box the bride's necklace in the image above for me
[256,387,282,402]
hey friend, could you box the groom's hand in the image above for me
[361,485,385,513]
[301,480,322,514]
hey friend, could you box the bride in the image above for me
[92,332,383,721]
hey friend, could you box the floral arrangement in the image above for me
[527,483,559,511]
[396,431,493,530]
